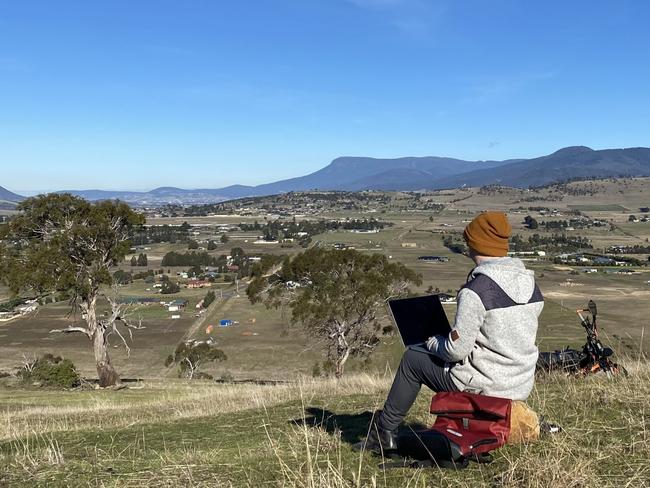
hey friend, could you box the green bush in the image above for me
[311,362,321,378]
[322,360,336,377]
[203,290,216,308]
[20,354,80,388]
[167,341,227,378]
[193,372,214,380]
[0,298,25,312]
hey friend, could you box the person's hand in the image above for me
[426,336,436,351]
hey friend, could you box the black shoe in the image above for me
[353,415,398,454]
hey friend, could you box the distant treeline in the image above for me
[532,175,639,191]
[442,235,467,254]
[130,222,192,246]
[541,219,593,230]
[607,244,650,254]
[239,218,391,242]
[511,234,592,252]
[161,251,225,267]
[159,248,282,279]
[180,192,393,216]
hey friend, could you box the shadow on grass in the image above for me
[292,407,428,446]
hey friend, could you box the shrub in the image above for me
[0,298,26,312]
[160,275,181,294]
[113,269,133,285]
[322,359,336,377]
[193,372,214,380]
[19,354,80,388]
[166,341,227,378]
[203,290,216,308]
[311,362,321,378]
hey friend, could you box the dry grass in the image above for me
[1,365,649,487]
[0,374,390,442]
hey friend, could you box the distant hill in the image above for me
[29,146,650,205]
[0,186,25,203]
[244,156,509,195]
[58,156,508,204]
[432,146,650,189]
[0,186,25,209]
[58,187,235,206]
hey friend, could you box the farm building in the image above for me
[119,297,159,305]
[168,299,189,312]
[186,280,212,289]
[418,256,449,262]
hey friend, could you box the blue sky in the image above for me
[1,0,649,193]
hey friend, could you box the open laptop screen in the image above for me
[388,294,451,347]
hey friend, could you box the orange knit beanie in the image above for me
[463,211,511,257]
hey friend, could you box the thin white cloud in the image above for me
[345,0,411,9]
[343,0,446,40]
[462,72,556,104]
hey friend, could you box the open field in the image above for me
[2,179,650,381]
[0,301,193,379]
[568,204,629,212]
[1,366,649,487]
[2,180,650,486]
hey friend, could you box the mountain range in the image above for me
[0,186,25,209]
[2,146,650,206]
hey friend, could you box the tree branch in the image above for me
[50,326,91,337]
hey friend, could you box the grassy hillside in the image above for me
[1,364,648,487]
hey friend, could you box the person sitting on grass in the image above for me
[359,211,544,453]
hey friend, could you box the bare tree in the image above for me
[0,194,145,387]
[165,341,227,379]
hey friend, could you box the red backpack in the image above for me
[394,392,512,469]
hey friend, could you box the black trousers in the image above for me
[378,348,459,432]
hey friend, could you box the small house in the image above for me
[418,256,449,263]
[187,280,211,289]
[168,299,188,312]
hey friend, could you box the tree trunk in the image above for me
[93,328,121,387]
[334,325,351,379]
[86,293,121,388]
[335,348,351,379]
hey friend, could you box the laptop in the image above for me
[388,294,452,355]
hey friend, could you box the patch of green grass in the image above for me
[569,204,628,212]
[1,367,648,487]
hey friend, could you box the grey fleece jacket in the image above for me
[427,257,543,400]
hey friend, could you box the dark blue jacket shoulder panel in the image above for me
[462,274,543,311]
